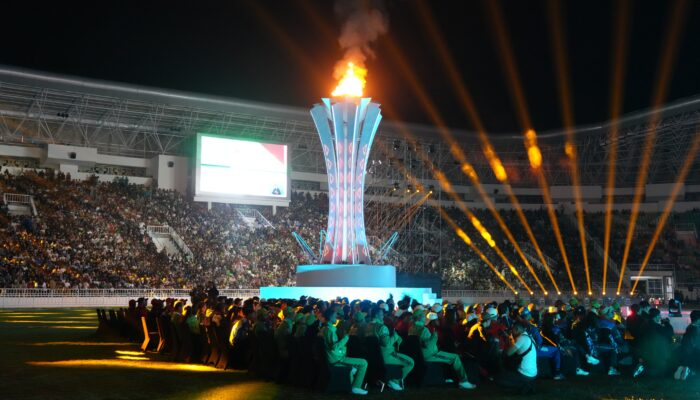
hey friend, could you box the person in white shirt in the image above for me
[497,321,537,394]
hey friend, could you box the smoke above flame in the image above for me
[332,0,388,97]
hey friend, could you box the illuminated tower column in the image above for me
[310,97,382,264]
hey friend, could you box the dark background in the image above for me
[2,0,698,134]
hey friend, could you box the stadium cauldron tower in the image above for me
[261,66,434,302]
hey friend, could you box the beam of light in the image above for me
[381,103,541,294]
[116,355,150,361]
[115,350,146,356]
[484,0,533,129]
[0,315,95,320]
[435,204,519,295]
[603,0,631,296]
[0,319,97,324]
[22,325,96,330]
[27,342,136,347]
[394,192,431,230]
[246,1,325,91]
[190,382,277,400]
[377,141,523,294]
[382,133,535,294]
[379,36,546,293]
[411,4,556,290]
[485,0,576,293]
[0,312,91,315]
[27,359,230,372]
[547,0,591,294]
[630,129,700,295]
[617,0,689,295]
[526,130,577,294]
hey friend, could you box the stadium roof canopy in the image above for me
[1,64,699,186]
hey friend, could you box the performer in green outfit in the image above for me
[408,309,477,390]
[365,306,414,391]
[319,308,369,395]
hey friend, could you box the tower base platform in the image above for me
[260,286,435,304]
[295,264,396,287]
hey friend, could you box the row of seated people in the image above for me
[97,294,700,395]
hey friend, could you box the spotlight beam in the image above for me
[526,130,578,293]
[380,38,545,294]
[378,123,535,294]
[616,0,689,294]
[246,1,326,91]
[379,139,522,293]
[630,129,700,295]
[413,0,558,293]
[433,202,519,295]
[547,0,591,293]
[484,0,533,129]
[485,0,576,292]
[603,0,631,295]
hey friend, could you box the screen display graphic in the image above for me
[196,134,288,199]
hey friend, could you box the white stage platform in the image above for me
[260,286,435,304]
[295,264,396,287]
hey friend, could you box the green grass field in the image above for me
[0,309,696,400]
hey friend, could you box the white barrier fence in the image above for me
[1,287,640,309]
[0,288,260,308]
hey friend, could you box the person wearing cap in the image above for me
[171,301,184,325]
[349,311,368,338]
[518,307,565,380]
[468,306,507,375]
[497,302,513,329]
[675,310,700,380]
[541,307,590,376]
[275,307,296,360]
[409,309,476,389]
[292,312,309,339]
[569,306,604,371]
[365,306,414,391]
[590,299,602,315]
[597,306,627,357]
[319,308,368,395]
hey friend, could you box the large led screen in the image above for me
[195,134,288,200]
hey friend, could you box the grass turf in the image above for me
[0,308,696,400]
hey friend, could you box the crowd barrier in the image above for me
[0,288,637,308]
[0,288,260,308]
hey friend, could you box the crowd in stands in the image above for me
[104,291,700,395]
[1,170,698,293]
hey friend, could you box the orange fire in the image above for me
[332,62,367,97]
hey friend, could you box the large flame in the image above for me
[332,62,367,97]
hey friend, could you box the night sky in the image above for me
[2,0,700,134]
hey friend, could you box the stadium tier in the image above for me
[0,66,699,301]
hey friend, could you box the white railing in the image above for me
[146,225,171,235]
[0,288,259,308]
[3,193,32,204]
[146,225,193,258]
[0,288,260,298]
[236,208,274,229]
[3,192,37,216]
